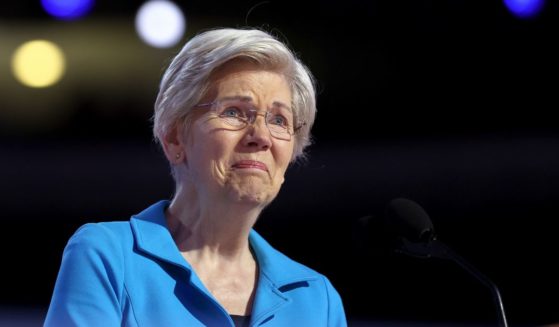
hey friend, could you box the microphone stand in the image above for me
[398,238,509,327]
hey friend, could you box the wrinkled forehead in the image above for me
[204,58,292,99]
[218,95,292,112]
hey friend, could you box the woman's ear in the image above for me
[161,122,186,164]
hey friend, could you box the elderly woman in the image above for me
[45,28,347,326]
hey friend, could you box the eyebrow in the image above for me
[219,95,292,112]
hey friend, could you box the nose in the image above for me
[242,112,272,150]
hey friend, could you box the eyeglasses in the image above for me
[194,97,305,141]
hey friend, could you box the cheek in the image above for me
[210,161,230,186]
[278,142,295,167]
[273,144,294,181]
[191,134,234,183]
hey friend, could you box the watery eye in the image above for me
[269,114,288,127]
[221,107,242,117]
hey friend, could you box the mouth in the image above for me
[232,160,269,172]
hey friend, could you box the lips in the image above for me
[232,160,268,172]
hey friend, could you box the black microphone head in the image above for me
[385,198,435,243]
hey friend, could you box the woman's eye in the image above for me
[270,115,287,127]
[221,107,241,117]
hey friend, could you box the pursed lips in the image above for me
[232,160,269,172]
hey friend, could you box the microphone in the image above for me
[384,198,509,327]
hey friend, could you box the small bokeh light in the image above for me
[11,40,66,88]
[135,0,186,48]
[503,0,545,19]
[41,0,94,20]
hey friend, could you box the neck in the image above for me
[166,185,262,262]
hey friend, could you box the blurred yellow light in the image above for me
[11,40,66,88]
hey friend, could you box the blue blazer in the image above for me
[45,201,347,326]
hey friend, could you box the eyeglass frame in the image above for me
[192,97,306,140]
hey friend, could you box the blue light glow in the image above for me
[503,0,545,19]
[41,0,94,20]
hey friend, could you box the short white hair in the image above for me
[153,28,317,163]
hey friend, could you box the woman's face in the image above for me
[182,60,294,207]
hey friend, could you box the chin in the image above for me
[225,177,279,205]
[229,185,279,207]
[237,195,268,206]
[236,189,275,205]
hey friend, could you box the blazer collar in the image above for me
[249,230,319,287]
[130,200,318,287]
[130,200,191,270]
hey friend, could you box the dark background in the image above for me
[1,0,558,326]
